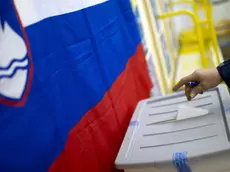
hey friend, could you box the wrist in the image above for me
[217,60,230,87]
[215,68,223,83]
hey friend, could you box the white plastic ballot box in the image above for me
[115,85,230,172]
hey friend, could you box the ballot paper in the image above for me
[151,105,209,124]
[176,105,209,120]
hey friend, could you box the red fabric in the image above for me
[49,44,153,172]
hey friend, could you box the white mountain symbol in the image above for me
[0,21,28,100]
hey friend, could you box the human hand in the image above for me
[173,68,222,100]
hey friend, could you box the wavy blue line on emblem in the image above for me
[0,56,27,71]
[0,66,28,79]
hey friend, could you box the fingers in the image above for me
[185,85,192,101]
[190,85,204,99]
[173,74,196,91]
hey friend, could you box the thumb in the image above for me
[190,85,204,99]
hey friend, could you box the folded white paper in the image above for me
[176,105,209,120]
[151,105,209,124]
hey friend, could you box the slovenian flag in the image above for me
[0,0,152,172]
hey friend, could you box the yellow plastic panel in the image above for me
[175,46,224,86]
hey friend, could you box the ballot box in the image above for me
[115,85,230,172]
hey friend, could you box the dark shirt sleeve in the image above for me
[217,59,230,87]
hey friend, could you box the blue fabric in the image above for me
[0,1,141,172]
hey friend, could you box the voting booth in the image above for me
[116,85,230,172]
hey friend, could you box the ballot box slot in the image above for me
[150,95,211,108]
[143,123,216,136]
[149,103,212,117]
[140,134,218,149]
[146,112,215,125]
[149,110,177,116]
[196,103,213,108]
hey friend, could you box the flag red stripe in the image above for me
[49,44,152,172]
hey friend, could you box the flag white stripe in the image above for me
[14,0,108,27]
